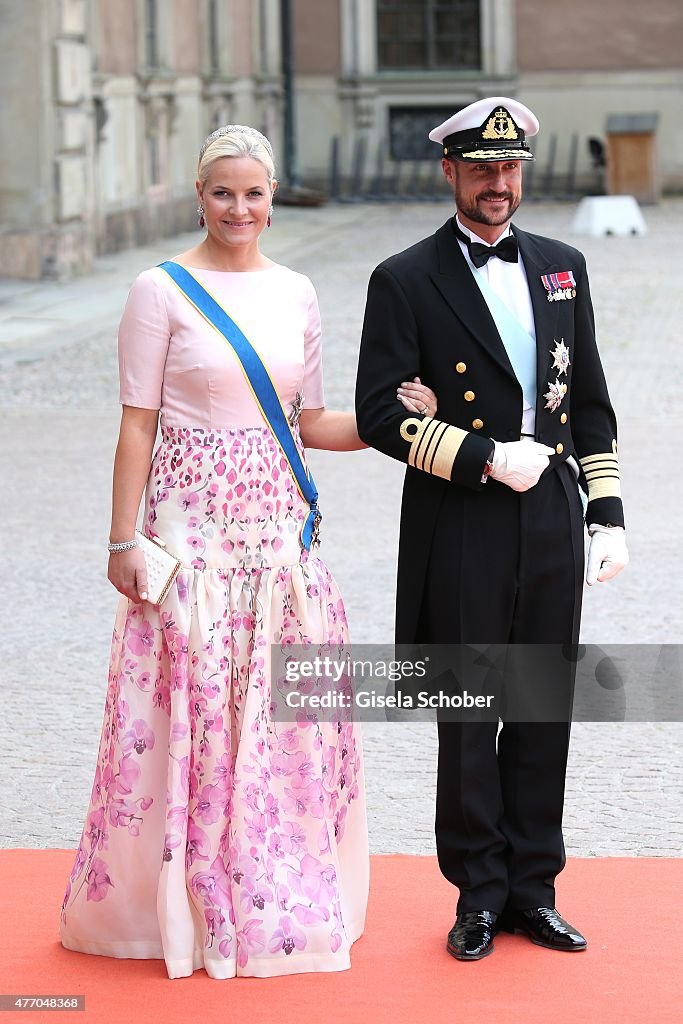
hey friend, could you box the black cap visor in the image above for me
[443,139,534,162]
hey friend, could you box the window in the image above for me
[389,105,462,160]
[145,0,159,69]
[377,0,481,71]
[208,0,220,73]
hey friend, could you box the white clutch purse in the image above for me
[135,530,182,605]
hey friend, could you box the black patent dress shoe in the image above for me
[446,910,499,961]
[499,907,587,951]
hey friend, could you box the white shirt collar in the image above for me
[455,214,512,247]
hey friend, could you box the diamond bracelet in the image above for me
[108,538,138,553]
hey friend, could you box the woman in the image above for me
[59,125,436,980]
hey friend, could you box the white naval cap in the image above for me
[429,96,539,162]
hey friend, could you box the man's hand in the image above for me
[490,440,555,492]
[586,524,629,585]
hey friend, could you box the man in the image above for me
[355,97,628,961]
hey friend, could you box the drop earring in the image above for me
[197,204,205,228]
[267,203,273,228]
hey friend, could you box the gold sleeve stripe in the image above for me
[423,421,450,473]
[584,470,620,481]
[583,462,618,473]
[399,416,467,480]
[415,419,448,471]
[586,478,622,501]
[432,424,468,479]
[400,416,434,470]
[580,453,619,468]
[408,417,435,468]
[578,450,621,500]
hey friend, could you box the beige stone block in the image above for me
[56,154,86,219]
[59,0,87,36]
[54,39,90,103]
[98,89,139,203]
[59,109,88,151]
[0,233,42,279]
[0,226,93,279]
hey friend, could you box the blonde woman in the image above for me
[59,125,436,980]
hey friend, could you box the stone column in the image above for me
[339,0,379,131]
[254,0,283,153]
[0,0,95,279]
[481,0,516,77]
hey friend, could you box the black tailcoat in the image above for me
[355,218,624,645]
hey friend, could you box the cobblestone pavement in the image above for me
[1,199,681,859]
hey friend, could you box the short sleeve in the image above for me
[302,278,325,409]
[118,269,171,410]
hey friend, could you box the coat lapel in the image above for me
[430,221,517,383]
[512,226,562,421]
[429,220,569,407]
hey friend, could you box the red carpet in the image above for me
[1,851,681,1023]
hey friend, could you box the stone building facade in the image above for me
[1,0,681,279]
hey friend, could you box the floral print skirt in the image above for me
[60,426,369,979]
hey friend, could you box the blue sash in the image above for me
[159,260,321,550]
[469,266,537,409]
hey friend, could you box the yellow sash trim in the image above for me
[162,266,311,507]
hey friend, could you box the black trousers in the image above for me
[420,463,584,913]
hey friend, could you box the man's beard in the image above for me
[456,188,521,226]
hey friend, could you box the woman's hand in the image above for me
[396,377,438,417]
[107,546,149,604]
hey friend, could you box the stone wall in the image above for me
[2,0,682,280]
[516,0,683,71]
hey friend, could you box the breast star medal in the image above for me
[551,339,571,375]
[544,378,565,413]
[288,390,304,426]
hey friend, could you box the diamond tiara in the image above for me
[199,124,274,162]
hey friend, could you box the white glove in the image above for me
[490,440,555,492]
[586,523,629,586]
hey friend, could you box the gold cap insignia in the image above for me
[482,108,519,141]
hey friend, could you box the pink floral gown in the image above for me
[59,264,369,979]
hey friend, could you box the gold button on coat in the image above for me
[556,443,564,454]
[560,413,567,424]
[472,418,484,430]
[464,390,475,402]
[456,362,467,373]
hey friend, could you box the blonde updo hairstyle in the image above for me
[197,125,276,192]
